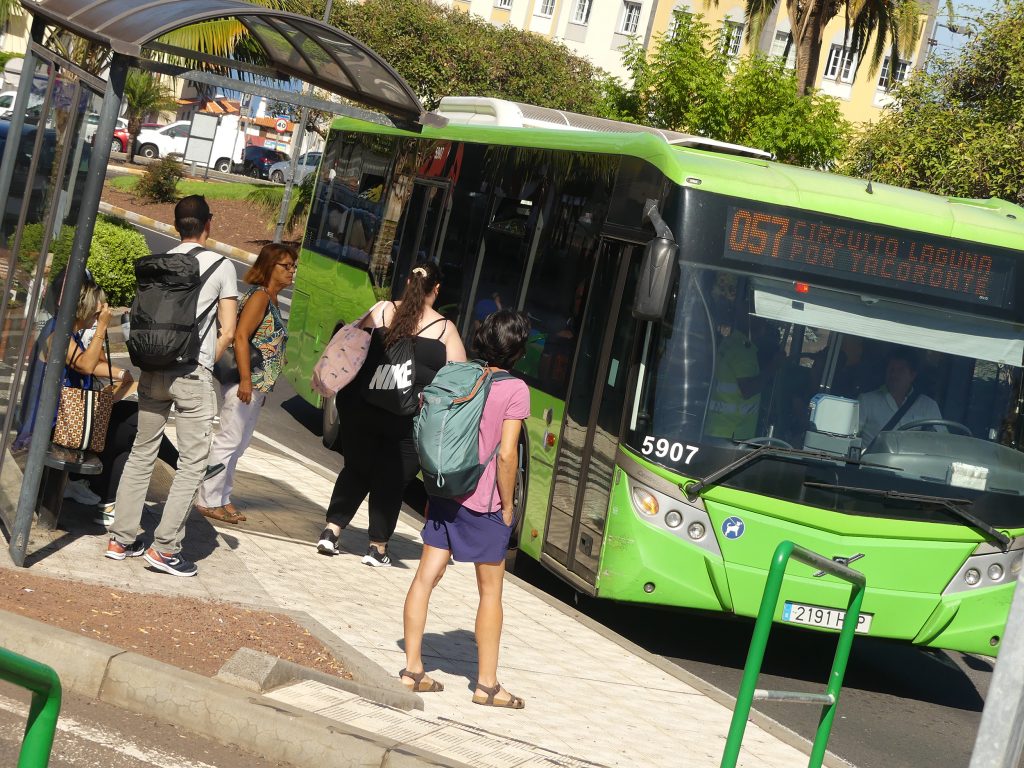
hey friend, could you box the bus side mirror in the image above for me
[632,237,677,321]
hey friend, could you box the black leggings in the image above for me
[325,418,420,544]
[88,400,179,504]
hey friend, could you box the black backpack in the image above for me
[127,246,227,372]
[361,330,419,416]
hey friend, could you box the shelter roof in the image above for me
[22,0,423,123]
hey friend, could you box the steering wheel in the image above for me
[897,419,972,437]
[744,436,794,449]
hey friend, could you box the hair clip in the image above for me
[412,267,428,277]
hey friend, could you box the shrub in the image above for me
[40,216,150,307]
[17,222,74,274]
[136,155,184,202]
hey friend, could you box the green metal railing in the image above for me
[0,647,62,767]
[721,540,866,768]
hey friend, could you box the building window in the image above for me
[496,0,512,8]
[538,0,555,15]
[878,56,911,89]
[620,2,642,34]
[823,44,856,83]
[666,8,692,39]
[572,0,592,23]
[722,21,744,58]
[769,30,796,69]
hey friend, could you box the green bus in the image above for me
[285,98,1024,657]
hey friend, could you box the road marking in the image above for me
[0,693,219,768]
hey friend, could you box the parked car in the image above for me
[0,89,44,120]
[268,151,321,184]
[134,120,190,159]
[236,145,289,179]
[84,114,129,151]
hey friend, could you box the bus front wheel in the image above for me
[322,393,342,451]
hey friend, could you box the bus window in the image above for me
[518,177,610,398]
[304,133,392,269]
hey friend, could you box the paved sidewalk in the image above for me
[5,426,823,768]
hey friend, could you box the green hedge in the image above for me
[17,216,151,307]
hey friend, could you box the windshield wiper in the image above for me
[683,442,889,501]
[803,482,1012,551]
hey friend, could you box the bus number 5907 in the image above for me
[641,437,699,464]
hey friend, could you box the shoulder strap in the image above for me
[418,317,446,336]
[881,390,920,433]
[196,255,231,344]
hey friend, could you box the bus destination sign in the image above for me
[722,205,1016,310]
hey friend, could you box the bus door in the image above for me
[542,239,640,589]
[391,177,452,292]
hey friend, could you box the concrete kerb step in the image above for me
[98,200,258,266]
[0,609,462,768]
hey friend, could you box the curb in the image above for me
[0,609,468,768]
[99,201,259,265]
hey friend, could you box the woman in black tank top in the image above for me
[317,262,467,566]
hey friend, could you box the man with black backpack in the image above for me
[106,196,238,577]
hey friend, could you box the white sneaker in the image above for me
[64,479,101,505]
[94,503,116,528]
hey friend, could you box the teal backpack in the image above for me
[414,361,512,498]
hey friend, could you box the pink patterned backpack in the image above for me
[310,303,382,397]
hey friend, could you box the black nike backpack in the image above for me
[127,246,227,371]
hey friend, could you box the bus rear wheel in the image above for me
[505,432,529,568]
[322,393,342,451]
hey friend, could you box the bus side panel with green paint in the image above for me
[287,108,1024,657]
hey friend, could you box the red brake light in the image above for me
[794,282,810,294]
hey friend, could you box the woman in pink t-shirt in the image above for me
[400,310,531,709]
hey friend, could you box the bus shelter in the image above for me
[0,0,425,565]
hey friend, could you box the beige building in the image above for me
[438,0,940,124]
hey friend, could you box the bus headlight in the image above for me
[664,510,683,528]
[944,539,1024,595]
[631,487,659,516]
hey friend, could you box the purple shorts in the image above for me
[421,496,511,563]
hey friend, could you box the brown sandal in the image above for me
[223,503,247,522]
[399,668,444,692]
[472,682,524,709]
[197,505,241,525]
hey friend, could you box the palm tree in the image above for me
[740,0,924,96]
[123,70,177,163]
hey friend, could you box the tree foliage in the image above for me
[841,0,1024,206]
[738,0,924,96]
[123,70,178,163]
[329,0,608,112]
[603,14,851,168]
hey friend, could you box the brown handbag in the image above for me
[52,335,114,453]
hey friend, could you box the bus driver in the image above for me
[858,348,943,448]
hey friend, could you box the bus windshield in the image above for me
[627,265,1024,512]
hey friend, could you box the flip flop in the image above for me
[197,505,240,524]
[472,682,524,709]
[399,668,444,692]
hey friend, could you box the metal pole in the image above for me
[273,0,334,243]
[968,572,1024,768]
[8,54,129,566]
[0,647,62,768]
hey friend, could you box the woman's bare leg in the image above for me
[474,560,506,692]
[401,544,450,686]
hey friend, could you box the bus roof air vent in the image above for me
[434,96,773,160]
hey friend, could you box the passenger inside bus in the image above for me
[857,348,944,448]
